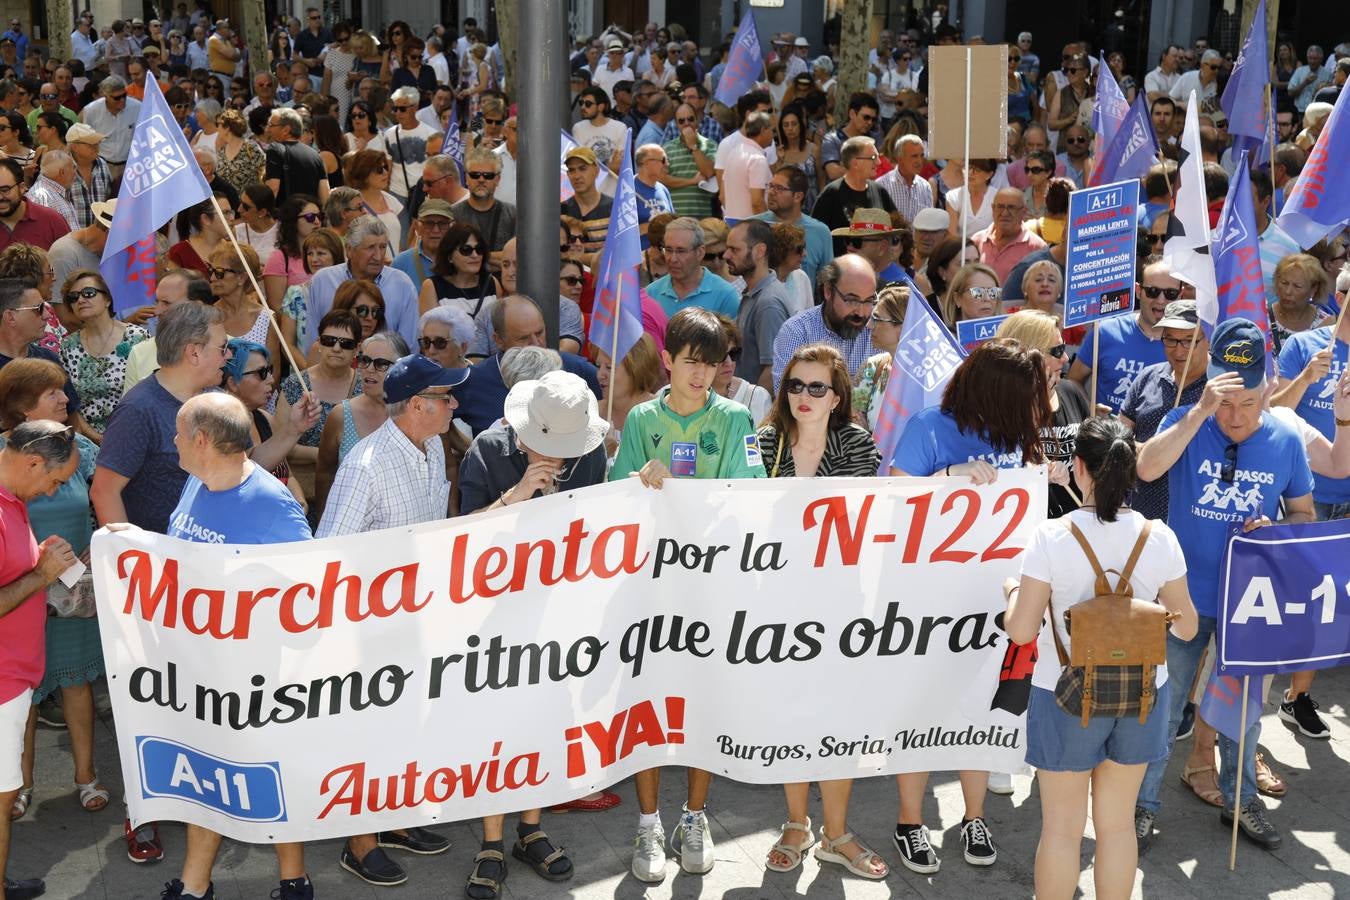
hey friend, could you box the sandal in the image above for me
[465,849,507,899]
[1256,753,1288,798]
[1180,764,1223,808]
[814,826,888,880]
[76,778,110,812]
[511,830,573,881]
[766,818,816,873]
[10,786,32,821]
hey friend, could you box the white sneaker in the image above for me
[671,807,715,874]
[988,772,1014,795]
[632,821,667,882]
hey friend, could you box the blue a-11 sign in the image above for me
[1064,179,1139,328]
[1218,519,1350,674]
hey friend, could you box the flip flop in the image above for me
[1180,765,1223,808]
[765,819,815,873]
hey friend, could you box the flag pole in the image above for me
[1174,329,1200,409]
[960,47,972,250]
[1264,82,1276,219]
[1228,674,1250,871]
[1089,326,1100,412]
[605,275,623,427]
[208,194,311,399]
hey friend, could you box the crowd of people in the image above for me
[0,5,1345,900]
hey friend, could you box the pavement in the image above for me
[12,662,1350,899]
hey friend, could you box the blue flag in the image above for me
[587,130,644,366]
[1209,152,1275,374]
[99,74,212,314]
[1089,54,1130,178]
[1093,93,1160,186]
[871,275,965,476]
[1274,87,1350,249]
[1222,0,1269,146]
[1198,670,1264,743]
[442,103,465,186]
[714,9,764,108]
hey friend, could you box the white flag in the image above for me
[1162,95,1217,321]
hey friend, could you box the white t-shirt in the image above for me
[368,121,441,199]
[235,221,277,259]
[571,117,628,170]
[1169,71,1218,109]
[718,138,771,220]
[1020,508,1187,691]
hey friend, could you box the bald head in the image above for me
[992,187,1027,238]
[492,294,547,350]
[178,392,253,460]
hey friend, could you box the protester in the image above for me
[851,283,907,431]
[418,221,501,321]
[222,338,305,509]
[1067,259,1175,412]
[57,269,150,433]
[1006,416,1197,900]
[595,333,663,447]
[262,193,323,309]
[306,216,420,347]
[275,310,362,477]
[645,217,740,319]
[1269,253,1332,356]
[940,263,1001,331]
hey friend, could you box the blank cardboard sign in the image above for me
[926,44,1009,159]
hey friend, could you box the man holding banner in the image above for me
[1135,319,1315,853]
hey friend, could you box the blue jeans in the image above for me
[1137,615,1258,813]
[1314,500,1350,521]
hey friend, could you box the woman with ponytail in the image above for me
[1003,416,1197,900]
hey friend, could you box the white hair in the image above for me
[39,148,73,177]
[418,306,474,346]
[344,215,389,249]
[391,86,420,107]
[1338,267,1350,295]
[500,346,562,388]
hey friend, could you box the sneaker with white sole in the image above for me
[671,807,714,874]
[987,772,1014,795]
[1135,806,1155,856]
[632,821,667,882]
[1279,691,1330,739]
[961,817,997,866]
[893,824,940,874]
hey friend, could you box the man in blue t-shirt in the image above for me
[633,143,675,251]
[1134,318,1315,855]
[1066,259,1175,412]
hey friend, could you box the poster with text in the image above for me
[1064,179,1139,327]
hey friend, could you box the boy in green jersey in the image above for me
[609,307,764,881]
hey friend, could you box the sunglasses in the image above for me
[1141,285,1182,300]
[297,212,321,224]
[16,425,75,454]
[676,117,696,125]
[109,93,127,101]
[579,100,597,108]
[483,117,504,125]
[39,92,58,100]
[466,170,497,180]
[784,378,832,398]
[418,336,454,351]
[560,275,585,286]
[241,364,274,380]
[207,266,240,279]
[719,346,743,363]
[1145,234,1166,245]
[350,304,380,319]
[1066,136,1089,145]
[351,111,368,119]
[65,287,107,302]
[1046,344,1067,359]
[457,244,485,256]
[1025,166,1049,175]
[966,286,1002,301]
[356,354,395,371]
[392,104,414,112]
[319,334,358,350]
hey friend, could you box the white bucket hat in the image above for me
[504,371,608,459]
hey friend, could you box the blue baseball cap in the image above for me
[1207,318,1265,389]
[382,353,469,403]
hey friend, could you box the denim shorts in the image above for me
[1025,680,1171,772]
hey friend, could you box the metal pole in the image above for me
[558,0,572,133]
[520,0,566,347]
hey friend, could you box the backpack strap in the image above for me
[1066,521,1113,596]
[1116,520,1154,592]
[1066,519,1153,596]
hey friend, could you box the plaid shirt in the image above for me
[70,159,112,229]
[771,305,875,391]
[26,176,79,231]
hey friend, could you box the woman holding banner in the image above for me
[1003,416,1197,900]
[888,338,1060,874]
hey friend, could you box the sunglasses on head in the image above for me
[784,378,831,398]
[418,336,453,351]
[356,354,394,371]
[241,363,274,380]
[319,334,358,349]
[1141,285,1182,300]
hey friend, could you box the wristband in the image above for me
[1337,417,1350,427]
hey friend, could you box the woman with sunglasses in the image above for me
[169,198,229,276]
[1007,47,1037,126]
[420,221,501,319]
[0,111,35,182]
[344,99,379,153]
[383,21,411,75]
[57,270,150,434]
[1050,54,1094,153]
[706,315,769,423]
[262,193,321,310]
[223,338,308,511]
[940,263,1002,331]
[345,148,403,254]
[330,279,388,345]
[31,112,69,172]
[0,360,108,820]
[392,38,436,105]
[319,22,357,124]
[757,343,885,880]
[235,182,279,259]
[315,330,409,515]
[852,284,908,431]
[279,227,346,366]
[417,306,474,371]
[214,107,265,192]
[459,43,495,122]
[206,241,280,361]
[276,309,363,472]
[13,79,36,119]
[943,158,998,238]
[1021,149,1055,218]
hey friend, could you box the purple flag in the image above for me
[1089,54,1130,177]
[1209,152,1275,374]
[871,275,965,475]
[587,130,644,366]
[1093,93,1160,186]
[1221,0,1270,145]
[99,74,212,314]
[441,102,465,186]
[1199,671,1264,743]
[1274,87,1350,249]
[713,9,764,108]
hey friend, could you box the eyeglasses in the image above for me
[318,334,358,350]
[109,93,127,102]
[704,251,723,263]
[16,425,74,454]
[869,313,902,326]
[1025,166,1049,175]
[483,117,504,125]
[350,304,380,319]
[833,289,878,309]
[965,286,1002,301]
[1065,136,1089,145]
[356,354,395,371]
[676,117,696,125]
[1145,234,1166,245]
[418,336,454,351]
[65,287,107,302]
[206,266,240,279]
[1046,344,1067,359]
[392,104,414,112]
[1141,285,1182,300]
[1161,335,1199,348]
[1220,441,1238,483]
[39,93,58,100]
[663,244,697,255]
[416,391,455,404]
[241,364,274,380]
[297,212,321,224]
[466,170,497,180]
[456,244,485,256]
[784,378,832,398]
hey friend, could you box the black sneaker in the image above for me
[160,880,212,899]
[960,817,997,866]
[893,823,940,874]
[1176,701,1196,740]
[1134,807,1155,856]
[1220,797,1283,851]
[378,826,451,855]
[339,844,408,886]
[6,877,46,900]
[270,876,314,900]
[1279,691,1330,739]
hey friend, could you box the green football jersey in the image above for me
[609,387,766,481]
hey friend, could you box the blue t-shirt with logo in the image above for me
[634,178,674,250]
[1278,327,1350,503]
[168,465,312,545]
[1159,406,1314,617]
[1077,313,1167,413]
[891,406,1028,475]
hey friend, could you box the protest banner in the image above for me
[1063,179,1139,329]
[955,314,1010,354]
[92,473,1046,842]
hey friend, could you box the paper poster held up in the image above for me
[926,44,1009,160]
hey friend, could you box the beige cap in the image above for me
[66,123,106,145]
[91,200,117,228]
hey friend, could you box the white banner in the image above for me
[92,471,1047,842]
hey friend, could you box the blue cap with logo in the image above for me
[382,353,470,403]
[1207,318,1266,389]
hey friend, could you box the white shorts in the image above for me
[0,689,31,792]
